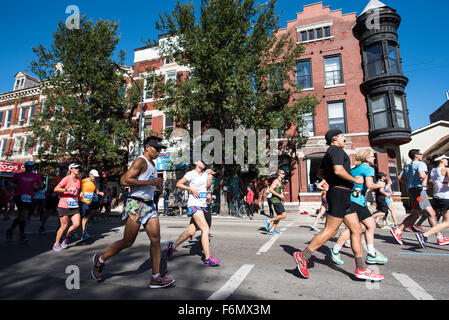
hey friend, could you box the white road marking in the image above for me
[207,264,255,300]
[257,234,281,255]
[392,273,435,300]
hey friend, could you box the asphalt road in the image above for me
[1,209,448,301]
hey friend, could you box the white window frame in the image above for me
[18,107,26,126]
[5,109,12,128]
[12,136,23,157]
[27,105,36,125]
[0,137,9,158]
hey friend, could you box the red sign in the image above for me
[0,161,25,174]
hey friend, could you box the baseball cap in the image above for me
[69,163,81,170]
[144,136,167,150]
[325,129,343,145]
[435,155,449,162]
[24,161,35,167]
[89,169,100,177]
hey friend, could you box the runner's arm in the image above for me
[269,180,283,199]
[120,158,162,187]
[365,177,383,190]
[334,165,363,184]
[176,177,199,198]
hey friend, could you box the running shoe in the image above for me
[166,241,175,259]
[81,232,92,240]
[355,268,384,281]
[203,256,220,267]
[69,233,80,240]
[405,227,412,232]
[264,219,271,231]
[53,243,64,252]
[412,224,426,233]
[380,225,392,230]
[416,232,427,249]
[293,251,309,279]
[61,238,69,249]
[19,234,27,243]
[311,225,321,232]
[91,253,104,282]
[268,230,280,235]
[328,248,344,265]
[149,276,175,289]
[437,236,449,246]
[366,252,388,265]
[390,228,403,245]
[6,229,12,241]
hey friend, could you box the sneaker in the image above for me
[311,225,321,232]
[366,252,388,265]
[412,225,426,233]
[416,232,427,249]
[391,228,403,245]
[91,253,104,282]
[149,276,175,289]
[293,251,309,279]
[264,219,271,231]
[6,229,12,241]
[380,225,392,230]
[69,233,80,241]
[355,268,384,281]
[166,241,175,259]
[328,248,344,265]
[61,238,69,249]
[203,256,220,266]
[19,234,27,243]
[268,230,280,235]
[81,232,91,240]
[405,227,412,232]
[437,236,449,246]
[53,243,64,252]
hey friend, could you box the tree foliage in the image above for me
[29,16,140,173]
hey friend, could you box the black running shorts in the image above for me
[434,198,449,212]
[376,200,389,215]
[326,188,352,219]
[272,203,285,215]
[348,202,372,221]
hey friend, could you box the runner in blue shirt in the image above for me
[328,149,388,265]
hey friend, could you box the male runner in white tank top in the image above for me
[91,136,175,289]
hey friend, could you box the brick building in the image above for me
[273,0,411,211]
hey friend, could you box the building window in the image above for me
[365,44,385,77]
[306,157,323,192]
[0,111,3,129]
[371,94,389,130]
[324,26,330,38]
[28,105,36,124]
[324,56,343,86]
[298,113,315,137]
[0,138,7,157]
[308,30,315,41]
[22,136,30,155]
[166,71,176,84]
[18,108,26,126]
[393,94,406,128]
[165,115,175,131]
[5,110,12,128]
[388,44,399,74]
[327,101,346,133]
[300,31,307,42]
[296,60,312,89]
[316,28,322,39]
[144,80,154,101]
[12,137,22,156]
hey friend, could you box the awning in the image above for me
[0,161,25,175]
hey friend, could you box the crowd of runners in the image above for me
[3,130,449,289]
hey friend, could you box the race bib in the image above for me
[21,195,32,203]
[84,192,94,201]
[67,198,79,208]
[199,192,208,199]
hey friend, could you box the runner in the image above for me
[91,136,174,288]
[292,129,384,281]
[29,183,46,223]
[6,161,43,243]
[416,154,449,248]
[39,167,65,234]
[390,149,447,245]
[76,169,104,240]
[166,161,220,266]
[311,179,329,231]
[264,169,287,235]
[52,163,82,251]
[373,178,399,228]
[328,150,388,266]
[371,173,391,227]
[245,185,254,220]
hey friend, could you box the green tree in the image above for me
[29,15,140,174]
[146,0,319,214]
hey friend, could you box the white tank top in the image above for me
[431,167,449,200]
[129,156,157,201]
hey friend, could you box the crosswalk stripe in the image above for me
[392,273,435,300]
[207,264,255,300]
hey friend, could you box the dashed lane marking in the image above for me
[207,264,255,300]
[392,273,435,300]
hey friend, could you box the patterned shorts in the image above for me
[122,199,158,225]
[187,206,206,217]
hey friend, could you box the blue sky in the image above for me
[0,0,448,131]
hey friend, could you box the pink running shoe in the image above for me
[391,228,403,245]
[355,268,384,281]
[437,237,449,246]
[293,251,309,279]
[204,256,220,266]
